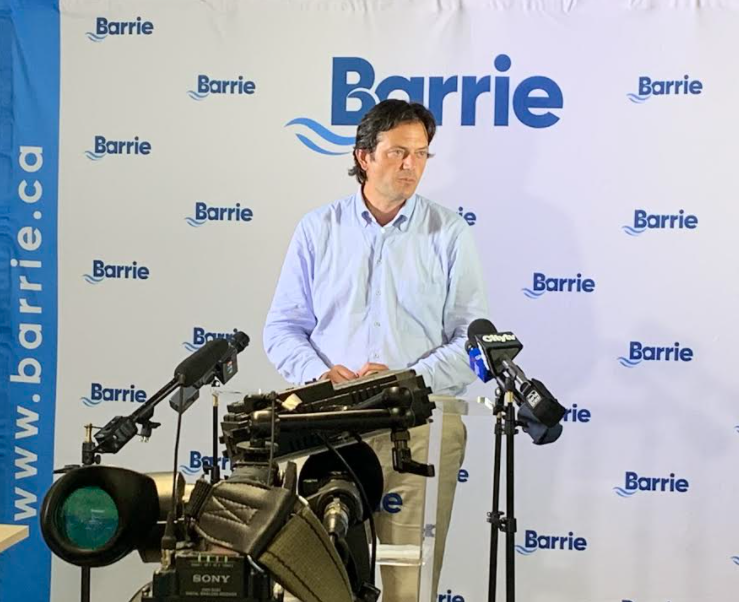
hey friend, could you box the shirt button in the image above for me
[375,290,381,297]
[374,322,380,328]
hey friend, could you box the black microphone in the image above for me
[174,339,229,387]
[466,318,566,428]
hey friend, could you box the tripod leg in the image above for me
[488,411,504,602]
[81,566,91,602]
[505,401,516,602]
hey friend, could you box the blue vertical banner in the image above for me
[0,1,59,600]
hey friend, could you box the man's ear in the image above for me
[356,148,371,170]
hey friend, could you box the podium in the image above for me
[0,525,29,554]
[374,397,467,602]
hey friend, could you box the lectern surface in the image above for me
[0,524,29,554]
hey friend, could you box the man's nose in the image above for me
[401,154,415,169]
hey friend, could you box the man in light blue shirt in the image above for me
[264,100,488,600]
[264,102,488,394]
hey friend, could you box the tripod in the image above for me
[487,376,519,602]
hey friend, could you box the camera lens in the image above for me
[56,486,119,550]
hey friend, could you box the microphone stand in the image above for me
[488,375,518,602]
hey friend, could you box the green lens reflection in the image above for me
[57,486,119,550]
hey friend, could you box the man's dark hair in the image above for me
[349,99,436,184]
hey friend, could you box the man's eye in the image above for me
[388,149,404,158]
[415,150,429,159]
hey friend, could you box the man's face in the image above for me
[357,121,431,206]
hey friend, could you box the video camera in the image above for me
[40,334,436,602]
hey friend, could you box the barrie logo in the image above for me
[622,209,698,236]
[85,136,151,160]
[86,17,154,42]
[618,341,693,368]
[83,260,150,284]
[381,493,403,514]
[613,471,689,498]
[515,530,587,555]
[627,75,703,104]
[179,450,230,476]
[187,75,257,101]
[562,404,591,424]
[458,207,477,226]
[287,54,563,155]
[185,202,254,227]
[438,591,465,602]
[522,272,595,299]
[81,383,147,407]
[183,327,236,352]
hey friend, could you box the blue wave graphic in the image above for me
[83,273,104,285]
[187,90,209,101]
[627,93,650,104]
[622,225,646,236]
[85,32,107,42]
[286,117,354,155]
[84,150,105,161]
[179,465,200,476]
[182,341,202,353]
[81,396,101,408]
[613,487,637,498]
[185,217,207,227]
[618,356,641,368]
[734,425,739,434]
[731,556,739,565]
[514,545,536,556]
[522,288,545,300]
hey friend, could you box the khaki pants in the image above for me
[368,409,467,602]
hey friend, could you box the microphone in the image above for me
[466,318,565,428]
[174,339,229,387]
[171,331,251,412]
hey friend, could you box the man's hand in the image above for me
[357,362,389,378]
[320,365,359,384]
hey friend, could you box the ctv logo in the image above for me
[481,333,517,344]
[613,471,689,498]
[622,209,698,236]
[183,327,237,352]
[81,383,147,407]
[522,272,595,299]
[515,529,587,555]
[618,341,694,368]
[287,54,563,155]
[83,260,150,284]
[179,450,230,476]
[187,75,257,101]
[185,202,254,227]
[628,74,703,103]
[86,17,154,42]
[85,136,151,160]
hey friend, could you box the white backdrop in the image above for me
[1,1,738,601]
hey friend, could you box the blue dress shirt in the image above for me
[263,190,489,395]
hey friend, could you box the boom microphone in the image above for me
[174,339,229,387]
[466,319,565,428]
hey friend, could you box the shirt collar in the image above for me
[354,187,417,232]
